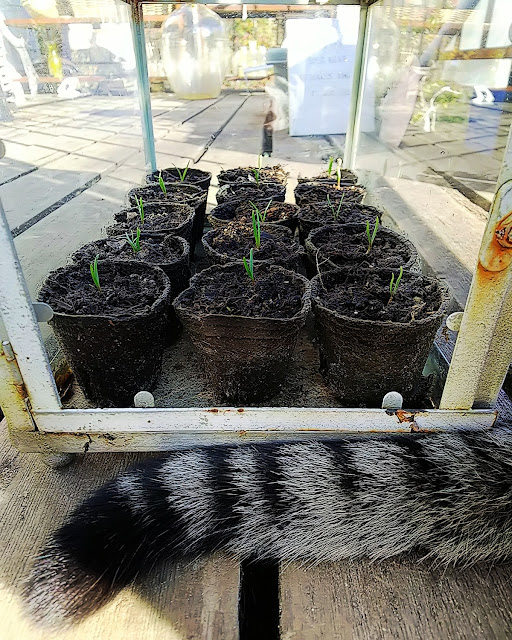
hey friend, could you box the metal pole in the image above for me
[440,125,512,410]
[129,0,157,174]
[0,199,61,412]
[343,1,370,171]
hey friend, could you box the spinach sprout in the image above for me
[158,171,167,195]
[249,200,272,224]
[327,156,335,177]
[175,161,190,183]
[243,248,255,281]
[365,218,379,254]
[251,207,262,249]
[137,197,144,225]
[336,157,342,189]
[90,255,101,292]
[125,227,142,253]
[327,193,344,221]
[388,266,404,303]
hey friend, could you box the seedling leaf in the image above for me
[137,197,144,224]
[158,171,167,195]
[327,156,334,177]
[175,161,190,183]
[365,218,379,254]
[388,266,404,303]
[243,248,255,281]
[125,227,142,253]
[90,254,101,292]
[327,193,344,221]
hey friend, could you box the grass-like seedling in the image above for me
[327,156,335,177]
[158,171,167,195]
[249,200,272,223]
[327,193,344,221]
[250,154,264,185]
[243,248,255,281]
[251,207,262,249]
[90,254,101,292]
[388,266,404,303]
[365,218,379,254]
[125,227,142,253]
[336,157,342,189]
[175,161,190,183]
[137,197,144,225]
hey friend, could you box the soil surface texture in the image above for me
[315,269,444,323]
[218,165,287,185]
[40,263,164,318]
[73,235,185,265]
[311,225,412,270]
[176,266,304,319]
[208,225,298,262]
[300,202,380,225]
[235,201,298,224]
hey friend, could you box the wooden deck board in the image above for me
[0,421,240,640]
[279,559,512,640]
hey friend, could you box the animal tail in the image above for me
[24,433,512,628]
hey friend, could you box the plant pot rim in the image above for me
[40,260,171,323]
[174,262,311,323]
[310,267,450,329]
[202,227,303,266]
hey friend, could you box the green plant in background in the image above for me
[336,158,342,189]
[249,200,271,223]
[90,255,101,292]
[126,228,142,254]
[175,161,190,183]
[250,155,263,185]
[365,218,379,254]
[158,172,167,195]
[327,156,335,177]
[137,197,144,225]
[327,193,344,221]
[251,207,262,249]
[243,248,255,281]
[388,266,404,303]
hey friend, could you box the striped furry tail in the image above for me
[24,433,512,628]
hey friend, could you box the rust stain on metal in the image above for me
[237,408,244,413]
[480,209,512,272]
[395,410,416,423]
[239,430,247,437]
[495,210,512,249]
[207,408,219,413]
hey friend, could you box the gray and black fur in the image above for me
[26,431,512,628]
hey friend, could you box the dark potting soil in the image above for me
[146,168,210,187]
[216,183,285,205]
[177,267,304,319]
[315,270,444,323]
[297,169,357,184]
[112,204,193,232]
[235,201,298,224]
[300,202,380,225]
[208,225,298,262]
[40,264,164,318]
[311,225,412,270]
[218,165,288,185]
[73,236,185,266]
[295,183,365,206]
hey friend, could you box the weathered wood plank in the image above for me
[0,419,240,640]
[279,560,512,640]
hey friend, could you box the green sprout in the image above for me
[327,193,344,221]
[336,157,342,189]
[251,167,260,185]
[365,218,379,254]
[125,227,142,253]
[90,255,101,292]
[327,156,335,177]
[137,197,144,225]
[158,171,167,195]
[249,200,272,224]
[243,248,255,281]
[175,161,190,183]
[252,207,262,249]
[388,266,404,303]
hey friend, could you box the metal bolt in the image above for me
[134,391,155,408]
[382,391,403,410]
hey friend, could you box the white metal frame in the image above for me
[0,0,508,455]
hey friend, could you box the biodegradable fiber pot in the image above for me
[235,201,299,233]
[217,165,288,186]
[298,202,382,244]
[294,183,365,207]
[39,260,171,408]
[146,167,212,192]
[174,262,310,403]
[202,224,302,271]
[71,234,191,342]
[106,203,195,245]
[208,199,248,229]
[305,223,419,275]
[311,268,449,407]
[126,182,207,246]
[216,181,286,205]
